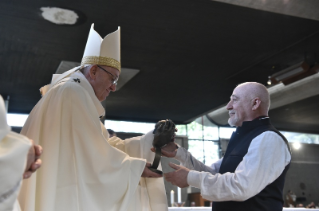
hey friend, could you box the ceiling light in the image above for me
[40,7,79,25]
[292,142,301,150]
[267,76,272,85]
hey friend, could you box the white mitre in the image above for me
[81,24,121,72]
[40,24,121,96]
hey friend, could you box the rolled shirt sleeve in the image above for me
[175,146,222,175]
[186,131,291,201]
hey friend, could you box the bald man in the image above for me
[161,82,291,211]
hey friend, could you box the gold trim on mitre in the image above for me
[81,56,121,71]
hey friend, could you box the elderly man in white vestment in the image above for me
[18,24,168,211]
[0,95,42,211]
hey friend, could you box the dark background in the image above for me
[1,0,319,133]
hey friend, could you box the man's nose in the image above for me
[226,101,232,110]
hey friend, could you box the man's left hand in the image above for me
[141,163,163,178]
[164,162,190,188]
[151,142,178,158]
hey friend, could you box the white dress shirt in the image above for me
[175,131,291,202]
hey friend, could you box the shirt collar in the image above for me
[236,116,270,134]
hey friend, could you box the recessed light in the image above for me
[40,7,86,25]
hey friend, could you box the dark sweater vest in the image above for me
[212,117,290,211]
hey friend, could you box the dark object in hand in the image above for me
[152,119,176,148]
[149,119,176,175]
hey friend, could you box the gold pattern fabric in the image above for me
[81,56,121,72]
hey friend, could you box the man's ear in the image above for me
[89,65,98,79]
[252,98,261,111]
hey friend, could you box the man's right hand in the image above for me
[151,142,178,158]
[164,162,189,188]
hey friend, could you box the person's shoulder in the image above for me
[256,131,291,156]
[251,131,291,158]
[252,131,287,148]
[59,78,83,89]
[260,130,282,137]
[53,78,86,97]
[259,130,284,141]
[252,132,291,162]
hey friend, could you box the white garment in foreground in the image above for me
[175,131,291,201]
[0,96,31,211]
[18,70,167,211]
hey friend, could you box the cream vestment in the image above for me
[18,70,167,211]
[0,96,31,211]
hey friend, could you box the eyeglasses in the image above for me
[97,65,119,85]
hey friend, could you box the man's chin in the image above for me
[228,118,236,127]
[98,95,109,102]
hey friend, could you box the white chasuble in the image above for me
[18,71,168,211]
[106,129,168,211]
